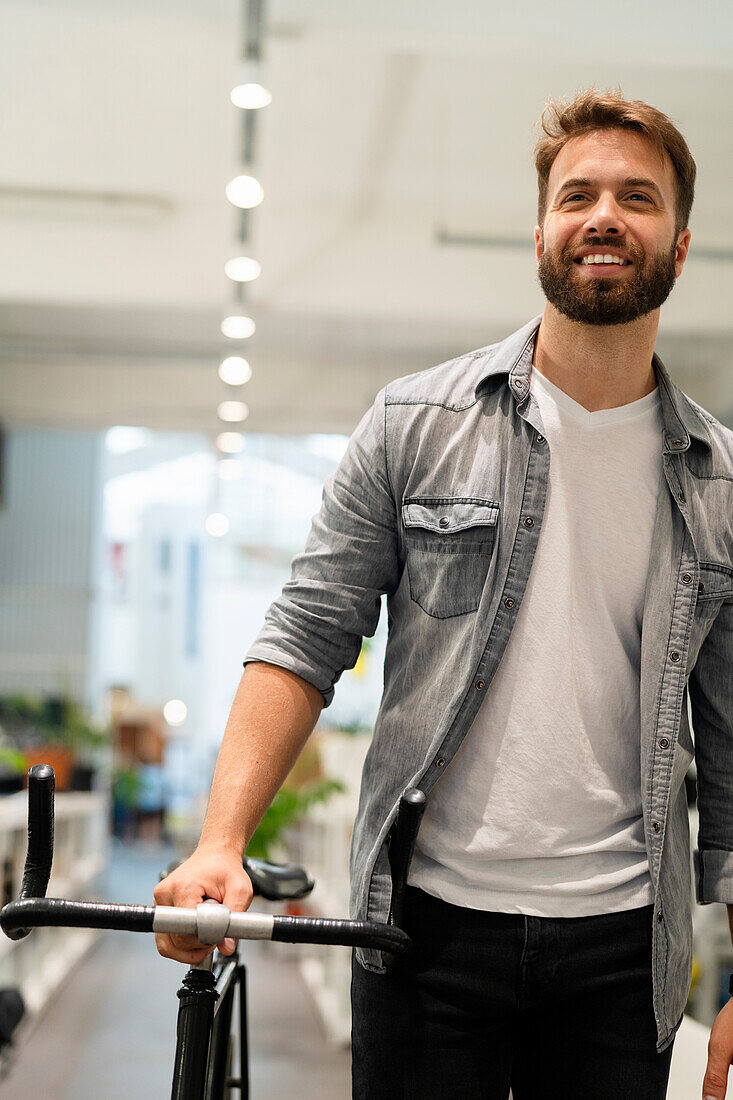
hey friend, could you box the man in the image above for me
[155,89,733,1099]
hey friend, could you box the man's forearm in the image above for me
[198,661,324,856]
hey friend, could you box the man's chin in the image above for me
[550,297,653,327]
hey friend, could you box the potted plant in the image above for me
[0,694,108,790]
[246,778,345,862]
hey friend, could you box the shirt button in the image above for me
[475,679,485,690]
[652,821,661,833]
[669,651,681,663]
[435,757,446,768]
[439,517,450,528]
[536,434,545,444]
[658,737,670,750]
[681,572,692,584]
[523,517,534,528]
[504,597,515,609]
[698,582,705,594]
[657,911,663,923]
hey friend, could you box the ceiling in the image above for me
[1,0,732,436]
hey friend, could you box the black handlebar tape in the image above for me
[388,787,426,931]
[1,898,155,938]
[271,916,411,955]
[4,765,56,940]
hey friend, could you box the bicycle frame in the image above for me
[172,949,248,1100]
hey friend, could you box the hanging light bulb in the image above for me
[163,699,188,726]
[231,83,272,109]
[225,255,261,283]
[231,59,272,109]
[218,401,249,423]
[221,315,256,339]
[225,174,264,209]
[216,431,246,454]
[218,356,252,385]
[206,513,230,537]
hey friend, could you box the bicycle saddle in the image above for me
[159,856,315,903]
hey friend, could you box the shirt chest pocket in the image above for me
[401,497,500,619]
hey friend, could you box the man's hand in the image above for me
[153,845,253,965]
[703,999,733,1099]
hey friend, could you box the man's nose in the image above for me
[583,197,623,236]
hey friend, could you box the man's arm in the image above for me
[153,661,323,964]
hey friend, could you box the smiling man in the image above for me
[155,90,733,1100]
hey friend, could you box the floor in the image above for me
[2,840,351,1099]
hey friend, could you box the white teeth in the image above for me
[581,254,626,265]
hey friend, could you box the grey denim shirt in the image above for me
[245,314,733,1052]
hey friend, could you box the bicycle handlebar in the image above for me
[3,764,55,940]
[0,766,411,957]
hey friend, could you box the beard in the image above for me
[537,234,678,326]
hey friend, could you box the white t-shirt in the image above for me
[409,364,665,916]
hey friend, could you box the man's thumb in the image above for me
[702,1053,728,1100]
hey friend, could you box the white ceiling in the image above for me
[1,0,732,435]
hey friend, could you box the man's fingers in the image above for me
[154,933,214,965]
[152,854,254,963]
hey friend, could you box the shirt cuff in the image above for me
[243,644,335,707]
[694,847,733,904]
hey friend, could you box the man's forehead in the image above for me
[548,129,674,198]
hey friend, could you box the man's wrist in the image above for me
[196,831,246,860]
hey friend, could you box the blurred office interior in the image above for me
[0,0,732,1095]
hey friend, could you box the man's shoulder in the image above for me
[383,343,499,411]
[381,315,542,412]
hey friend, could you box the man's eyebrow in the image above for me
[555,176,665,202]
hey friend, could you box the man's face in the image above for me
[535,128,691,326]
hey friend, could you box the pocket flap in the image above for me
[402,498,500,535]
[697,561,733,601]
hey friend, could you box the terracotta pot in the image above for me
[23,748,75,791]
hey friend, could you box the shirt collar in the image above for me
[474,314,712,456]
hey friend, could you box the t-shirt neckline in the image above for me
[530,365,660,428]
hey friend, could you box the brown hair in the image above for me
[534,88,696,235]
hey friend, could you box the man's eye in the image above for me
[564,194,587,202]
[627,193,651,202]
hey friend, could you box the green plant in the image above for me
[0,746,27,775]
[0,694,107,754]
[246,778,345,861]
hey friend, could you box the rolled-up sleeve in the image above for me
[691,596,733,903]
[244,387,400,706]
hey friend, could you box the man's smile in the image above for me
[572,247,634,275]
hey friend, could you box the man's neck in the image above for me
[532,303,660,412]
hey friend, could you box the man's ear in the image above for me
[674,227,691,279]
[534,226,543,263]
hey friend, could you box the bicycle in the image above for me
[0,765,423,1099]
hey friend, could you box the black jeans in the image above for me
[351,887,675,1099]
